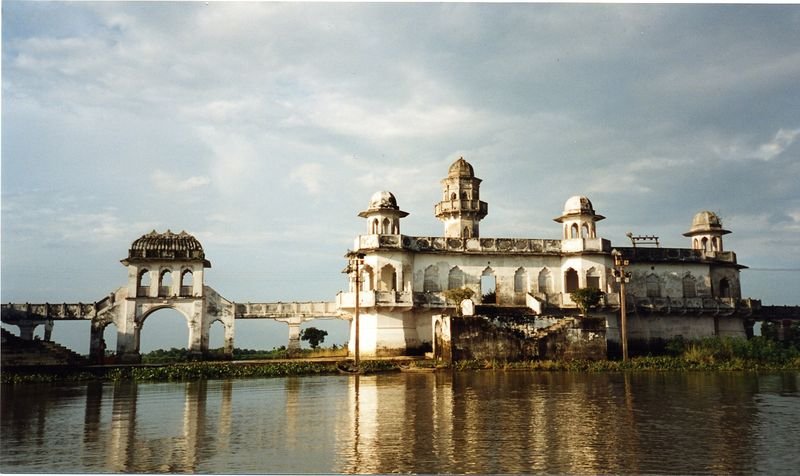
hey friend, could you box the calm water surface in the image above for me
[2,371,799,474]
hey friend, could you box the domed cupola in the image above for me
[122,230,210,299]
[554,195,605,240]
[448,157,475,178]
[125,230,210,266]
[359,191,409,235]
[435,157,488,238]
[683,211,730,253]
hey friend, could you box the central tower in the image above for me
[434,157,488,238]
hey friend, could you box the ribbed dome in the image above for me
[684,211,730,236]
[359,191,409,218]
[126,230,209,263]
[368,191,399,210]
[448,157,474,178]
[562,196,596,215]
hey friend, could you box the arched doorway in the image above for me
[481,267,496,303]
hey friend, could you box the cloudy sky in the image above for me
[2,3,799,351]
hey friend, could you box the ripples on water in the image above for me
[2,372,799,474]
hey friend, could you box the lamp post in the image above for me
[345,251,366,367]
[612,249,631,361]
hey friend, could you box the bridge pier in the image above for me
[17,321,38,341]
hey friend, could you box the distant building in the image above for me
[337,158,748,356]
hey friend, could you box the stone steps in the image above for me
[1,328,88,367]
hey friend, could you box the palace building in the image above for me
[337,158,749,356]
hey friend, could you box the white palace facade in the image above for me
[336,158,747,356]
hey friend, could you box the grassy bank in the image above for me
[1,359,397,384]
[3,337,799,384]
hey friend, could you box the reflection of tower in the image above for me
[107,382,138,472]
[83,382,104,446]
[284,377,301,448]
[169,380,207,472]
[435,158,488,238]
[217,380,233,450]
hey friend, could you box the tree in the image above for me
[570,287,604,316]
[442,287,475,305]
[300,327,328,349]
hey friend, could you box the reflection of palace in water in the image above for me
[2,373,796,473]
[332,373,771,474]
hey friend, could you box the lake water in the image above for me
[2,371,799,474]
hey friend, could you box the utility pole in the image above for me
[612,249,631,361]
[345,251,366,368]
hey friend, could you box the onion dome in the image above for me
[683,211,730,237]
[448,157,475,178]
[359,191,409,218]
[123,230,211,267]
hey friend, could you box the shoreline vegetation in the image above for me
[3,337,799,384]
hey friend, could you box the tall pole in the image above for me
[354,257,360,367]
[613,250,630,362]
[619,272,629,362]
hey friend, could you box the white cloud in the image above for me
[711,128,800,162]
[755,128,800,161]
[151,169,211,192]
[289,163,324,195]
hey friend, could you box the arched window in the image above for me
[448,266,465,290]
[180,270,193,296]
[461,191,468,200]
[423,265,440,292]
[371,219,379,234]
[719,278,731,299]
[451,192,457,200]
[701,237,709,252]
[463,226,471,238]
[137,269,151,297]
[586,267,600,289]
[392,219,400,234]
[361,265,374,291]
[514,267,527,293]
[382,218,390,234]
[538,268,553,294]
[646,274,660,298]
[581,224,590,238]
[565,268,579,293]
[379,264,397,292]
[481,267,496,303]
[693,238,699,249]
[159,270,172,297]
[712,237,721,252]
[682,275,696,298]
[570,224,579,239]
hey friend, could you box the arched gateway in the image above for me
[2,230,343,363]
[112,230,234,362]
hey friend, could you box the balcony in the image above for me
[336,291,413,310]
[434,200,488,217]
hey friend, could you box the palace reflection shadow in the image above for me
[1,372,791,473]
[331,371,769,474]
[77,379,234,473]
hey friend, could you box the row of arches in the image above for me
[693,236,722,253]
[421,265,557,295]
[137,268,195,297]
[563,222,597,240]
[369,217,400,235]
